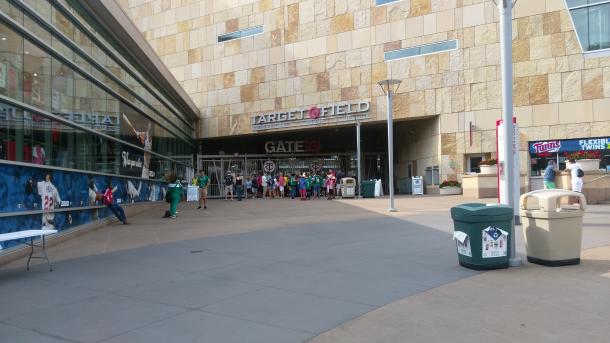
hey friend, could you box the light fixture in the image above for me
[33,72,38,77]
[1,37,6,41]
[377,79,402,212]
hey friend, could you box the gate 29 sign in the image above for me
[251,100,370,131]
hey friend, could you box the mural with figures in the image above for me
[0,163,167,250]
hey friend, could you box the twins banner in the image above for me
[0,162,167,249]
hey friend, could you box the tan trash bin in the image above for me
[519,189,586,266]
[340,177,356,198]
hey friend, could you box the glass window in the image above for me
[376,0,401,5]
[24,40,52,111]
[218,26,264,43]
[568,2,610,52]
[385,40,458,61]
[0,22,24,102]
[0,2,24,23]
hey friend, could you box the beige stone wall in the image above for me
[119,0,610,181]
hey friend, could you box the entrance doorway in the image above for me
[197,153,387,198]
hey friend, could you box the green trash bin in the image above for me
[361,181,375,198]
[450,203,513,270]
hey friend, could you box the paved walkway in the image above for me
[0,196,608,342]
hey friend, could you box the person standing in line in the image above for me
[235,172,244,201]
[312,173,322,199]
[278,172,286,198]
[298,173,308,200]
[256,173,263,199]
[267,173,275,199]
[224,171,234,201]
[167,175,183,218]
[543,160,558,189]
[196,170,209,209]
[103,182,129,224]
[305,173,313,200]
[289,173,298,199]
[261,173,269,199]
[246,177,253,199]
[326,169,337,200]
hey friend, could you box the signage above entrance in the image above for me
[264,140,320,154]
[251,100,370,132]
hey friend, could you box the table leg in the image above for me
[26,237,34,271]
[42,235,53,272]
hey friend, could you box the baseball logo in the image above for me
[309,106,321,119]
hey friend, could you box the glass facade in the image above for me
[0,0,197,243]
[566,0,610,53]
[0,0,195,182]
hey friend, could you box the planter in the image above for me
[479,165,497,175]
[439,187,462,195]
[566,159,600,172]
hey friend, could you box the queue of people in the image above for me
[229,169,340,201]
[162,168,344,220]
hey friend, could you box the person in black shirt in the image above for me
[235,172,244,201]
[224,171,234,201]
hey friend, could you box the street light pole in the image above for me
[356,120,362,198]
[378,79,401,212]
[496,0,521,267]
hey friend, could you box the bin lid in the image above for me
[451,203,513,222]
[519,189,586,212]
[341,177,355,184]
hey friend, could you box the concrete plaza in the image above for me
[0,196,609,343]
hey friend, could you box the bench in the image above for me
[0,230,57,271]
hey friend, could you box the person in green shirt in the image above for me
[312,173,322,199]
[289,173,298,199]
[196,169,209,209]
[305,173,313,199]
[167,174,183,219]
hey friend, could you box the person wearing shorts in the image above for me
[543,160,557,189]
[224,171,234,201]
[196,170,209,209]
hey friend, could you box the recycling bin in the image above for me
[340,177,356,198]
[451,203,513,270]
[361,180,376,198]
[519,189,586,266]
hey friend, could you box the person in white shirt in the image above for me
[568,158,583,193]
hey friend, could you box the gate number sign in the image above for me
[263,160,276,173]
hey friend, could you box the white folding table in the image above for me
[0,230,57,271]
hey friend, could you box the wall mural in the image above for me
[0,163,167,250]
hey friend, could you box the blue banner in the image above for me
[0,162,167,249]
[529,137,610,154]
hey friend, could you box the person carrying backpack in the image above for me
[103,182,129,225]
[568,158,584,193]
